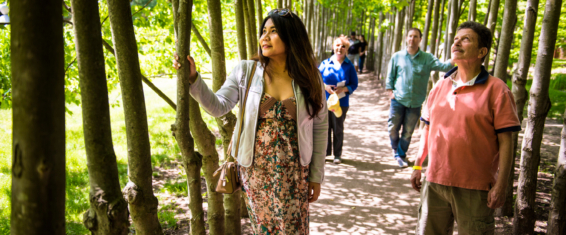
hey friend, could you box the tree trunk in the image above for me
[106,0,163,233]
[278,0,283,9]
[422,0,435,52]
[71,0,130,233]
[257,0,263,27]
[442,0,452,59]
[501,0,539,218]
[189,98,225,235]
[246,0,258,56]
[483,0,492,25]
[404,0,416,44]
[436,0,447,58]
[493,0,518,83]
[235,0,248,60]
[430,0,442,54]
[513,0,562,232]
[375,12,385,78]
[483,0,500,69]
[206,0,240,233]
[367,16,376,71]
[548,108,566,234]
[192,23,212,57]
[171,1,206,234]
[445,0,459,60]
[243,0,253,58]
[468,0,477,21]
[393,7,405,53]
[10,1,66,234]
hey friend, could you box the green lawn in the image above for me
[507,73,566,121]
[0,75,218,234]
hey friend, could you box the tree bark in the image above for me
[243,0,253,59]
[10,1,66,234]
[445,0,459,60]
[548,108,566,234]
[436,0,447,58]
[375,12,385,78]
[278,0,283,9]
[493,0,518,82]
[392,7,406,53]
[422,0,435,52]
[71,0,130,233]
[513,0,562,232]
[483,0,492,25]
[468,0,477,21]
[246,0,258,57]
[235,0,248,60]
[192,23,212,57]
[367,16,376,71]
[430,0,442,54]
[106,0,163,233]
[257,0,263,27]
[483,0,500,69]
[171,0,206,234]
[500,0,539,218]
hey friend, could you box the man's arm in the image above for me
[410,124,429,192]
[430,53,455,72]
[487,131,513,209]
[385,57,397,90]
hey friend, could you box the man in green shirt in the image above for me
[385,28,454,167]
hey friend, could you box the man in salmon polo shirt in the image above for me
[410,21,521,234]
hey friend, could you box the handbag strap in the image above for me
[228,61,257,161]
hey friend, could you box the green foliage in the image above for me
[158,210,179,229]
[507,78,566,121]
[550,74,566,91]
[0,26,10,109]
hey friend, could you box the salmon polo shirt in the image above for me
[420,66,521,191]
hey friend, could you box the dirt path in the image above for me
[309,72,421,235]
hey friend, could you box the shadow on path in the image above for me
[310,73,421,235]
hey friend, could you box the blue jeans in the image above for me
[388,99,421,159]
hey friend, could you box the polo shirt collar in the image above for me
[444,65,489,85]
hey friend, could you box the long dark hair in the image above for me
[258,11,324,119]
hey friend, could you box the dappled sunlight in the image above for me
[310,74,421,234]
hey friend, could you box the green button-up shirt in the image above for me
[386,49,454,108]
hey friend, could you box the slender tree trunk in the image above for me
[484,0,500,69]
[422,0,435,52]
[192,23,212,57]
[445,0,459,60]
[257,0,263,26]
[71,0,130,233]
[235,0,248,60]
[442,0,452,59]
[243,0,253,58]
[207,0,240,232]
[393,7,406,53]
[501,0,539,218]
[493,0,518,82]
[11,1,65,234]
[436,0,447,58]
[367,16,376,71]
[483,0,492,25]
[430,0,442,54]
[278,0,283,9]
[468,0,477,21]
[374,13,385,78]
[171,1,206,234]
[247,0,258,56]
[106,0,163,233]
[513,0,562,232]
[548,109,566,234]
[405,0,416,43]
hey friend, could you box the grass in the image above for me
[507,74,566,121]
[0,75,219,234]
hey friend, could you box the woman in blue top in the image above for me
[319,36,359,164]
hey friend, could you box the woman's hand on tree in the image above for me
[308,182,321,203]
[172,52,198,84]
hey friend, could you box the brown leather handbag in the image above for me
[214,61,257,194]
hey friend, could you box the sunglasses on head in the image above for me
[268,8,293,18]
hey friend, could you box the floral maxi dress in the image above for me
[241,93,310,235]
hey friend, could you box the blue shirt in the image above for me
[319,56,359,107]
[386,49,454,108]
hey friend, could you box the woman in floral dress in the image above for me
[174,9,328,235]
